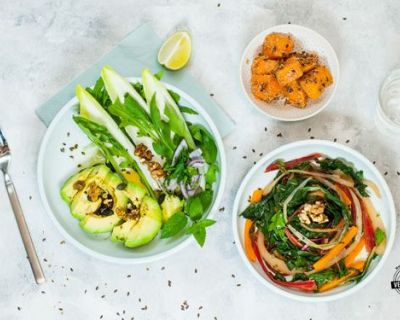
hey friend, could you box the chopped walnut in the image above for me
[135,143,153,161]
[298,201,329,225]
[134,144,166,179]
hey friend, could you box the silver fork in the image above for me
[0,128,45,284]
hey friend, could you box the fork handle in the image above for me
[4,172,45,284]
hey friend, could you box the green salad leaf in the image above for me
[185,219,216,247]
[375,228,386,245]
[318,158,369,197]
[160,212,188,239]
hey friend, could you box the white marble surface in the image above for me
[1,0,400,319]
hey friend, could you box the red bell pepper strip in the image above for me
[251,234,317,292]
[265,153,323,173]
[357,195,375,251]
[285,228,303,249]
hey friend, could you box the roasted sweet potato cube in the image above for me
[263,33,295,59]
[284,80,307,108]
[251,74,283,101]
[252,56,279,75]
[275,57,304,86]
[290,52,319,72]
[299,65,333,99]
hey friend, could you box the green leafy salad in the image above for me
[60,66,219,248]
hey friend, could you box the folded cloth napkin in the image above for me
[35,23,235,138]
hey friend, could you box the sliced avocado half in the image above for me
[68,165,128,233]
[111,195,162,248]
[60,167,93,204]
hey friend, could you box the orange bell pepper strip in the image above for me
[318,269,358,292]
[344,236,365,268]
[350,260,366,272]
[250,189,263,204]
[244,219,256,262]
[313,226,358,272]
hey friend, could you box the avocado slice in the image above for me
[69,165,129,233]
[124,182,147,207]
[161,195,185,222]
[60,167,93,204]
[69,165,111,220]
[111,196,162,248]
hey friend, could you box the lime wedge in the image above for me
[158,31,192,70]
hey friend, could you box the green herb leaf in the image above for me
[189,124,218,163]
[318,158,369,197]
[268,211,286,240]
[186,196,203,220]
[185,219,216,247]
[179,106,199,115]
[160,212,188,239]
[308,270,336,287]
[375,228,386,245]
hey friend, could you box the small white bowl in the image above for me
[240,24,339,121]
[232,140,395,302]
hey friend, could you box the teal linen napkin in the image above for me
[35,23,235,137]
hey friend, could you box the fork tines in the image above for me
[0,128,10,154]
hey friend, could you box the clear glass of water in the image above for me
[378,68,400,134]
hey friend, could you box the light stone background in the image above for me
[1,0,400,319]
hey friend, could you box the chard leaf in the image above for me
[160,212,187,238]
[375,228,386,245]
[189,124,218,163]
[185,219,216,247]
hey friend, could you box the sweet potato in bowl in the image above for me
[250,32,334,108]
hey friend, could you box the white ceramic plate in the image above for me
[240,24,339,121]
[38,77,226,264]
[232,140,395,302]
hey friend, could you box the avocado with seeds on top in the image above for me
[60,166,94,204]
[111,195,162,248]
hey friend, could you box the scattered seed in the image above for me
[346,139,350,143]
[219,207,225,212]
[101,295,105,299]
[210,93,214,97]
[194,268,198,273]
[307,128,311,132]
[127,291,130,296]
[231,274,235,278]
[141,305,148,311]
[42,238,46,242]
[60,240,65,245]
[99,315,103,319]
[277,133,283,137]
[251,148,255,153]
[236,284,242,287]
[60,148,65,153]
[333,138,337,142]
[310,136,315,139]
[264,127,268,132]
[95,286,99,290]
[114,289,118,293]
[343,17,347,20]
[397,171,400,176]
[168,280,172,287]
[384,172,388,176]
[127,274,131,278]
[70,267,74,272]
[217,3,221,7]
[67,132,70,137]
[242,155,247,159]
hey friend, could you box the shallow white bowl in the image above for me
[37,77,226,264]
[240,24,339,121]
[232,140,395,302]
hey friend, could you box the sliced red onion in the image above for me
[199,174,206,190]
[189,148,202,159]
[167,178,178,192]
[187,188,198,197]
[180,181,189,199]
[189,161,206,170]
[172,139,187,165]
